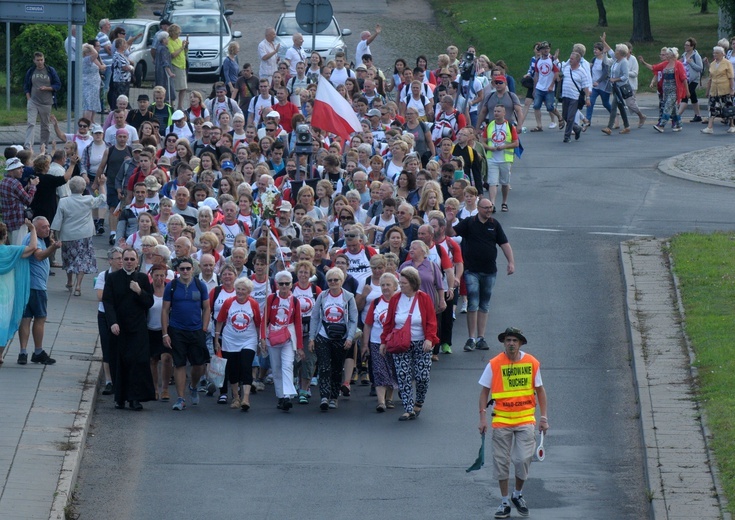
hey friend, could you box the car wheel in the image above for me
[134,62,146,88]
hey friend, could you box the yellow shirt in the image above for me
[168,38,186,70]
[709,59,733,97]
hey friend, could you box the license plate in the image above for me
[191,61,211,69]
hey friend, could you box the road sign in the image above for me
[0,0,86,24]
[295,0,332,34]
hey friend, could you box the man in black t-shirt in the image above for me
[452,197,514,353]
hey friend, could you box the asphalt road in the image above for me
[74,2,735,519]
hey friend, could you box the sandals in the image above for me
[398,412,416,421]
[376,403,386,413]
[558,120,565,130]
[501,203,509,212]
[73,289,81,297]
[413,403,423,417]
[386,399,395,409]
[529,127,543,132]
[65,284,73,290]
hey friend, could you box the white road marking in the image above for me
[510,227,564,232]
[588,232,653,237]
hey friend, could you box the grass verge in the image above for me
[430,0,718,92]
[669,232,735,511]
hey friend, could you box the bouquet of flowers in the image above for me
[259,187,280,220]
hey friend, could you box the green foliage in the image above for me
[10,24,67,101]
[670,232,735,512]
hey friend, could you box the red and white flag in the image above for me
[312,75,362,143]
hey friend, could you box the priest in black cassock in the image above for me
[103,248,156,410]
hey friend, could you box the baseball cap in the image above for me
[355,65,367,71]
[279,200,293,212]
[367,108,381,118]
[202,121,214,129]
[91,124,104,134]
[137,94,149,101]
[132,143,144,152]
[198,197,219,211]
[221,160,235,170]
[144,175,162,191]
[171,110,185,121]
[266,110,280,119]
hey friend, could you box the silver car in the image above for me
[109,19,160,86]
[168,9,242,78]
[274,12,351,63]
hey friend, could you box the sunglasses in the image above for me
[344,233,357,238]
[278,281,291,286]
[494,81,505,85]
[178,266,192,271]
[78,124,88,128]
[327,278,341,283]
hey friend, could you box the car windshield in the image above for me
[277,17,339,37]
[171,14,229,36]
[166,0,221,10]
[110,22,147,43]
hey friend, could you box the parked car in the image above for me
[167,9,242,78]
[109,19,160,87]
[153,0,223,22]
[274,12,351,63]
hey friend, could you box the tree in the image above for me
[631,0,653,42]
[596,0,608,26]
[694,0,709,13]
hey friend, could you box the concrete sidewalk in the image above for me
[622,238,730,520]
[0,252,103,520]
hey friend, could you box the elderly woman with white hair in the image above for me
[261,270,304,412]
[639,47,689,132]
[701,45,735,134]
[50,175,108,296]
[103,94,130,132]
[600,41,631,136]
[214,277,261,411]
[308,267,359,411]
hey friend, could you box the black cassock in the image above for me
[102,269,156,403]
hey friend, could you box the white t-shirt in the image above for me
[250,275,271,313]
[248,94,276,126]
[365,296,390,344]
[218,296,259,351]
[342,246,373,294]
[104,124,139,146]
[285,46,308,76]
[220,221,242,249]
[534,55,557,91]
[477,351,543,388]
[318,291,348,339]
[330,66,354,87]
[147,294,163,330]
[355,40,370,67]
[393,293,424,340]
[293,283,318,319]
[360,278,381,323]
[94,268,113,313]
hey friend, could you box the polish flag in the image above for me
[312,75,362,143]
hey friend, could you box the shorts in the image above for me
[682,81,699,104]
[298,335,316,379]
[492,424,537,481]
[23,289,47,318]
[148,329,166,360]
[487,161,512,186]
[533,89,555,111]
[106,187,120,210]
[525,86,534,100]
[169,327,210,368]
[464,271,496,313]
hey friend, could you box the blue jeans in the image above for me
[585,88,611,121]
[533,89,556,111]
[464,271,497,313]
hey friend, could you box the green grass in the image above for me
[0,72,69,125]
[670,232,735,511]
[431,0,718,92]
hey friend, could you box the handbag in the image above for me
[721,105,735,119]
[618,83,634,99]
[385,295,418,354]
[521,75,534,90]
[267,294,293,346]
[323,322,347,339]
[568,66,585,106]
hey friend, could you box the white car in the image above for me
[109,19,160,86]
[274,12,351,63]
[168,9,242,78]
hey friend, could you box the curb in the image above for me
[48,342,102,520]
[658,149,735,189]
[621,238,731,520]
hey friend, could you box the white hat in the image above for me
[198,197,219,211]
[172,110,186,120]
[279,200,293,212]
[266,110,280,119]
[5,157,23,170]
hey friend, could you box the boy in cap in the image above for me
[478,327,549,519]
[127,94,156,131]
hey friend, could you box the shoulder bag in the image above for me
[385,295,418,354]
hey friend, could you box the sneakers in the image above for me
[548,122,557,129]
[96,220,105,235]
[320,397,329,411]
[102,382,113,395]
[172,397,186,411]
[511,495,530,517]
[440,343,453,354]
[563,137,571,143]
[217,394,228,404]
[672,124,682,132]
[701,127,714,134]
[653,124,665,133]
[253,380,265,391]
[298,390,309,404]
[281,397,293,411]
[197,379,208,392]
[728,126,735,133]
[17,352,27,365]
[574,126,582,140]
[328,399,338,409]
[31,350,56,365]
[188,385,199,405]
[494,503,511,519]
[476,337,489,350]
[264,374,274,384]
[690,115,703,122]
[459,300,468,313]
[310,377,317,387]
[340,383,351,397]
[109,232,116,246]
[206,382,217,396]
[463,338,476,352]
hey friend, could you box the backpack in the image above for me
[167,121,194,137]
[432,110,459,143]
[405,91,428,108]
[167,276,207,310]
